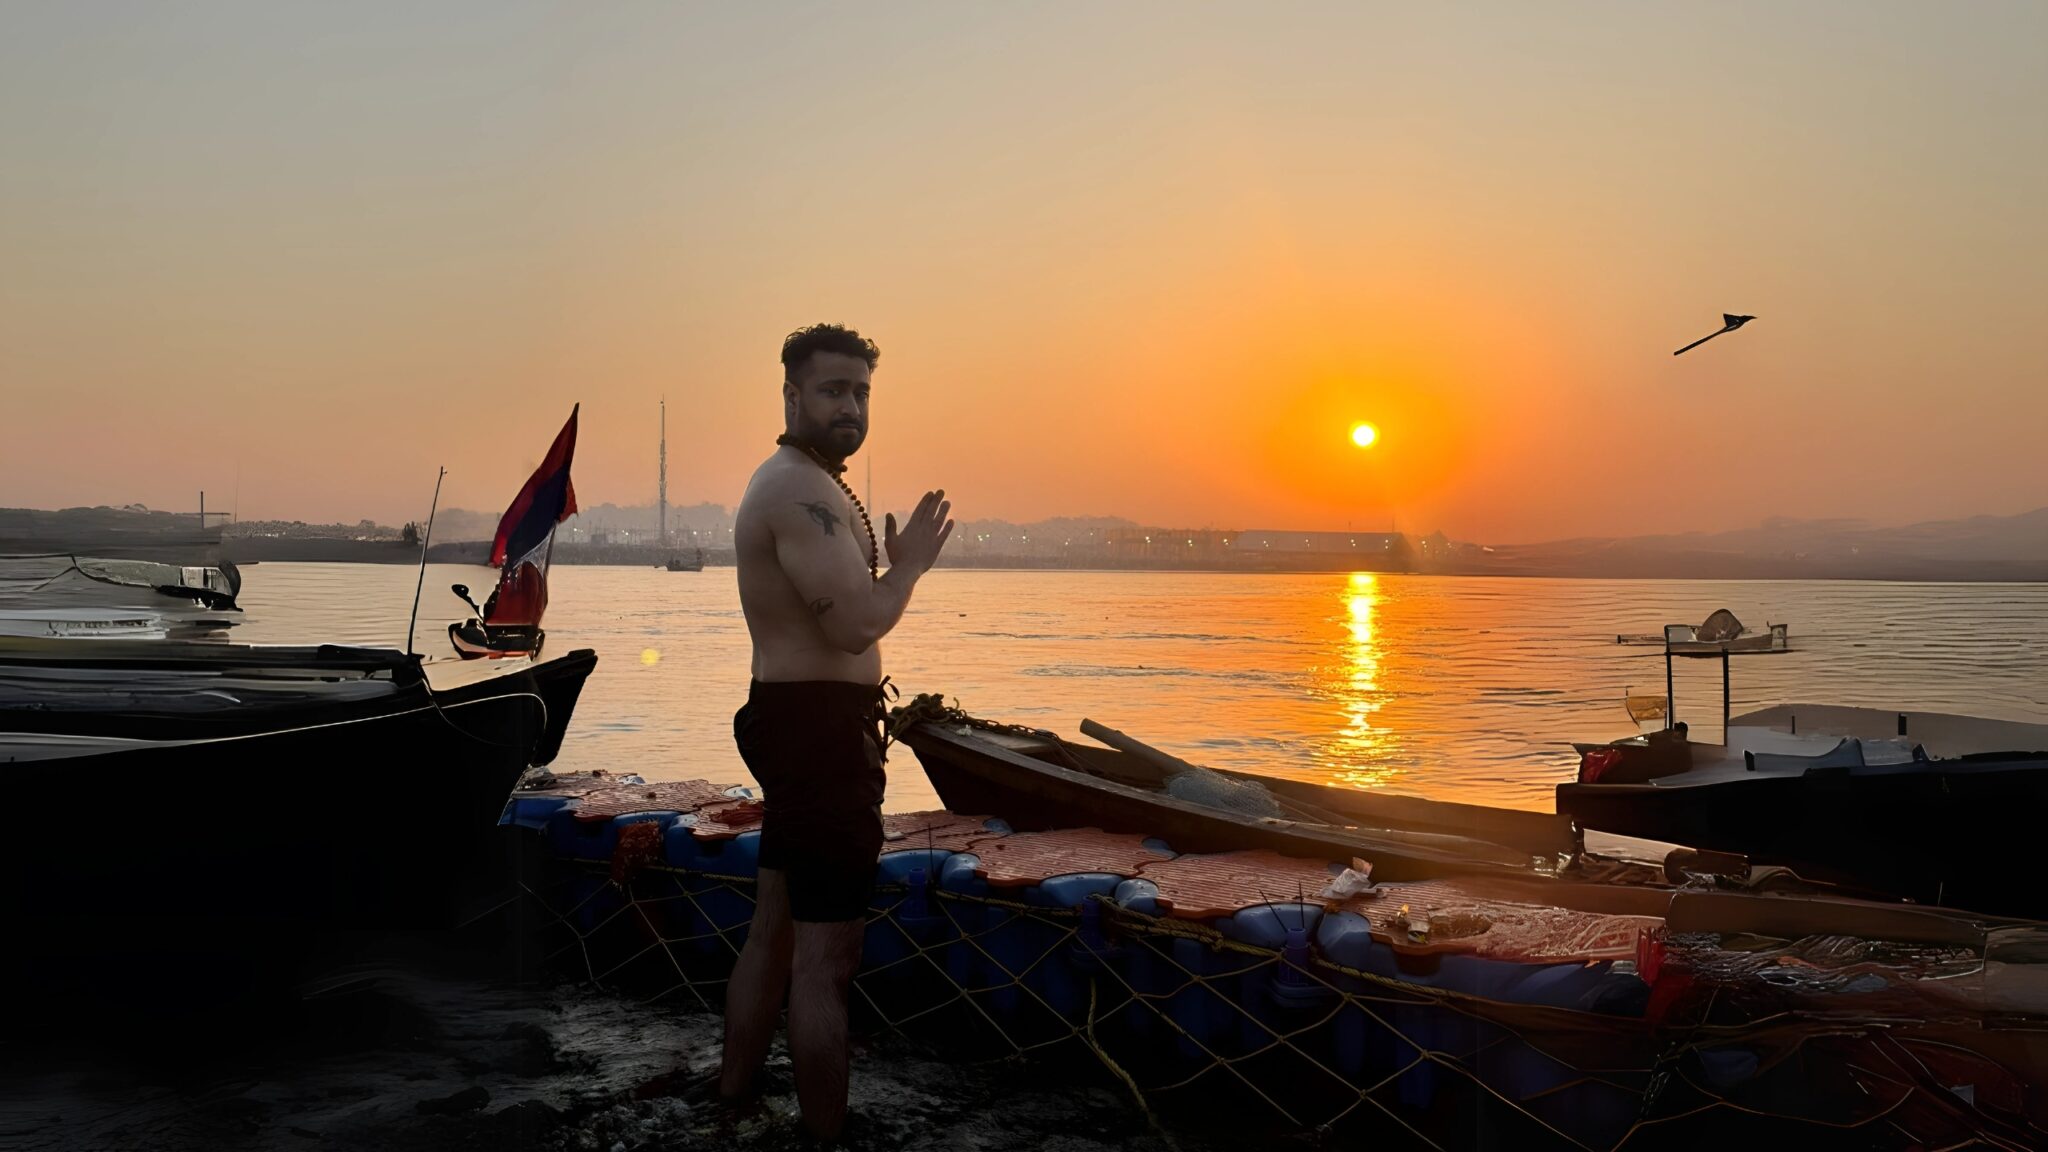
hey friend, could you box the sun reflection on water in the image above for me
[1330,572,1401,789]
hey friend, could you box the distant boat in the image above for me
[1614,609,1787,654]
[665,548,705,572]
[449,406,578,660]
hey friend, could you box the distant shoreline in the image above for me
[10,504,2043,582]
[211,540,2048,583]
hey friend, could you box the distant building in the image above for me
[1233,530,1405,556]
[941,524,1413,570]
[1098,527,1237,561]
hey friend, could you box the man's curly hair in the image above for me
[781,323,879,385]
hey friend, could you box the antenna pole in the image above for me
[658,397,668,548]
[406,467,446,658]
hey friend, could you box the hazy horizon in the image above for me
[6,3,2044,545]
[16,495,2048,555]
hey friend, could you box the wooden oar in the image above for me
[1081,718,1205,775]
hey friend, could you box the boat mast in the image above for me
[405,467,446,659]
[658,396,668,549]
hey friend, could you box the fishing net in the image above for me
[1162,766,1285,819]
[479,822,2048,1152]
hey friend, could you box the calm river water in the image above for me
[233,564,2048,813]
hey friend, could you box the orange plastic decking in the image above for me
[1130,849,1360,919]
[962,827,1172,888]
[687,798,766,841]
[883,810,1000,853]
[1125,851,1655,962]
[1338,877,1658,961]
[565,779,739,822]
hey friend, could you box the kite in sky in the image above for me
[1674,313,1756,356]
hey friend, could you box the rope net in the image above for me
[486,824,2048,1152]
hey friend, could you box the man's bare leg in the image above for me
[719,867,794,1101]
[788,918,865,1143]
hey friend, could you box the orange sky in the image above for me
[3,3,2044,543]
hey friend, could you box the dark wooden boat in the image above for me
[1558,705,2048,918]
[898,708,1578,884]
[0,637,591,767]
[0,639,597,1015]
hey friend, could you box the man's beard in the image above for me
[795,413,866,461]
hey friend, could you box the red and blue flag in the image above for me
[489,405,579,569]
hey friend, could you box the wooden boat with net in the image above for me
[890,695,1576,884]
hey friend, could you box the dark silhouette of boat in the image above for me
[0,637,597,1019]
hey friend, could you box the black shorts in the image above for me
[733,679,889,923]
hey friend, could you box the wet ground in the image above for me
[2,942,1230,1152]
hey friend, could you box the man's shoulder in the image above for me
[739,453,838,520]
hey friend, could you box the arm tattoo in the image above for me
[796,500,843,536]
[810,597,834,616]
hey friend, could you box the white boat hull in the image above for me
[0,608,168,640]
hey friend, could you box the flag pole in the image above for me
[407,467,446,658]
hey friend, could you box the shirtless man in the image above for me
[720,323,953,1142]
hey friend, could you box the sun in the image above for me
[1350,422,1379,449]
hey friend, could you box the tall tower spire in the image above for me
[658,396,668,548]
